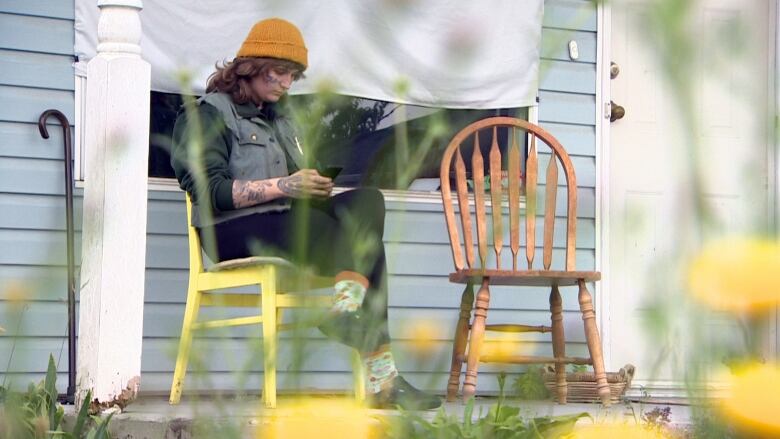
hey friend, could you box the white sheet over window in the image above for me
[75,0,542,109]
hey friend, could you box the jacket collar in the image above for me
[235,101,278,121]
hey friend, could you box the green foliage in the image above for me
[0,354,112,439]
[511,367,550,400]
[193,418,243,438]
[384,373,588,438]
[295,94,390,147]
[285,93,392,170]
[689,411,738,439]
[641,407,671,433]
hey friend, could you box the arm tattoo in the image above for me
[233,180,274,208]
[277,175,305,198]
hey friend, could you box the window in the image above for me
[147,91,528,191]
[148,91,182,179]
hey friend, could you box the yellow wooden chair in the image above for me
[169,194,366,408]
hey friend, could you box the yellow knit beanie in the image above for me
[237,18,308,69]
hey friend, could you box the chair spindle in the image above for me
[489,127,503,269]
[543,152,558,270]
[455,148,474,268]
[508,128,521,270]
[441,158,464,271]
[525,134,538,269]
[472,133,488,268]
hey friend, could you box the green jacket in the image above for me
[171,92,304,227]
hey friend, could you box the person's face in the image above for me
[249,66,301,105]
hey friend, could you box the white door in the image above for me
[607,0,773,391]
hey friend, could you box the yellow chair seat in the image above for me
[206,256,294,272]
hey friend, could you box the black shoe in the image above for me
[317,311,365,347]
[366,376,442,410]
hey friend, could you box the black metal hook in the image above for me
[38,109,76,405]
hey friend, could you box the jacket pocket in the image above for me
[275,117,303,169]
[237,123,268,148]
[231,127,271,180]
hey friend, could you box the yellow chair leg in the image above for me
[351,350,366,402]
[169,286,202,404]
[262,268,278,409]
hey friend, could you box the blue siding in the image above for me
[0,3,77,392]
[0,13,74,55]
[0,0,601,395]
[0,0,74,20]
[0,86,75,122]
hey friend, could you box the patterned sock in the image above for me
[364,345,399,394]
[331,271,368,313]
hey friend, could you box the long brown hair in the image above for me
[206,57,305,104]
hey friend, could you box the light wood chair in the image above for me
[169,195,366,408]
[439,117,610,405]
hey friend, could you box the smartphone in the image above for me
[318,166,343,179]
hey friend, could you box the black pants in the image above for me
[199,188,390,352]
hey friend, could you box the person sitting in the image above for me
[170,17,441,410]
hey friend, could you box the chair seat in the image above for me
[206,256,295,272]
[449,269,600,286]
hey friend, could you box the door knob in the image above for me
[610,101,625,122]
[610,62,620,79]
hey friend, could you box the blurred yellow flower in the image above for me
[720,362,780,436]
[687,237,780,312]
[258,398,379,439]
[483,333,525,358]
[3,281,30,304]
[406,320,438,354]
[572,423,669,438]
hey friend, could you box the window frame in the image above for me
[73,72,539,202]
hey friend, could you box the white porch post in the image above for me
[76,0,150,408]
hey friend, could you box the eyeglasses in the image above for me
[270,67,304,82]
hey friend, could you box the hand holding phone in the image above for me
[317,166,343,180]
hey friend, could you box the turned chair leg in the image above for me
[447,283,474,402]
[462,279,490,402]
[577,279,611,406]
[549,285,567,404]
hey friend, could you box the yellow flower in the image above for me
[406,320,438,355]
[483,333,526,358]
[3,281,29,304]
[572,423,669,438]
[258,397,380,439]
[720,362,780,436]
[687,237,780,312]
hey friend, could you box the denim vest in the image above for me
[192,93,304,226]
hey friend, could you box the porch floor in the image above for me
[64,394,696,438]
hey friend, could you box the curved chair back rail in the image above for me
[439,117,578,272]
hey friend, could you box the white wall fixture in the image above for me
[76,0,151,409]
[568,40,580,60]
